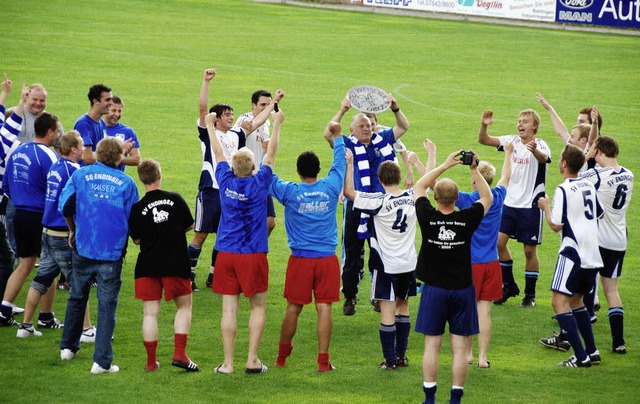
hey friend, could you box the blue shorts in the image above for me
[194,188,221,233]
[500,205,543,245]
[598,247,625,279]
[371,269,416,302]
[550,248,596,296]
[267,195,276,218]
[415,284,478,336]
[31,232,73,294]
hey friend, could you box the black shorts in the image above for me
[14,210,43,258]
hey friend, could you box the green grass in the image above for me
[1,1,639,403]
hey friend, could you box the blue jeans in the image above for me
[0,220,14,297]
[60,251,123,369]
[31,233,72,294]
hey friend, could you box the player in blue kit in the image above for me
[205,88,285,375]
[537,144,602,367]
[103,95,140,171]
[271,119,345,372]
[74,84,112,165]
[58,137,139,374]
[0,112,59,326]
[16,131,84,337]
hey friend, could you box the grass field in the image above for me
[1,1,639,403]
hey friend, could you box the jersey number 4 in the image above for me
[392,209,408,233]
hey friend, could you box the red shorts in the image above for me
[284,255,340,305]
[472,261,502,301]
[212,252,269,297]
[135,276,191,301]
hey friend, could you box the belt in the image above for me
[43,228,70,237]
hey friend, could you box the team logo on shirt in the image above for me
[438,226,456,241]
[152,207,169,223]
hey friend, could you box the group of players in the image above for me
[0,67,633,403]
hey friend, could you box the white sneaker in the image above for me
[10,303,24,314]
[60,348,75,360]
[90,362,120,374]
[16,325,42,338]
[80,326,96,343]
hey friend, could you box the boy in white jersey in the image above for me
[537,144,602,367]
[478,109,551,308]
[345,157,417,370]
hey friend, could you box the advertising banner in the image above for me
[555,0,640,29]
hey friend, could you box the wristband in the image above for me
[391,107,400,113]
[274,103,279,113]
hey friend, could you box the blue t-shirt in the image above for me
[2,142,58,213]
[43,157,80,230]
[104,122,140,171]
[343,127,395,194]
[455,186,506,264]
[270,137,346,258]
[215,161,271,254]
[58,162,139,261]
[74,114,105,150]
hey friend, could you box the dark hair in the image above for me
[378,161,401,186]
[561,144,585,174]
[579,107,603,130]
[594,136,619,158]
[251,90,271,105]
[87,84,111,106]
[297,151,320,179]
[111,95,123,105]
[209,103,233,115]
[137,158,161,185]
[34,112,59,138]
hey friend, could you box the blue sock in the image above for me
[423,383,437,404]
[379,323,396,365]
[187,243,201,271]
[395,315,410,360]
[556,311,587,361]
[450,387,464,404]
[500,260,515,286]
[573,306,597,354]
[524,271,538,297]
[38,312,54,322]
[608,307,625,348]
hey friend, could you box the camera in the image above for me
[460,151,476,166]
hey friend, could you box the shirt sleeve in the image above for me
[550,186,565,226]
[353,191,385,215]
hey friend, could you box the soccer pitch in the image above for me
[1,1,639,402]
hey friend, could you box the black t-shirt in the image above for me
[129,189,194,279]
[415,196,484,289]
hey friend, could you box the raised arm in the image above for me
[248,89,285,135]
[0,73,11,108]
[407,151,425,177]
[198,68,216,127]
[587,106,600,148]
[536,92,570,143]
[478,109,500,147]
[496,141,513,187]
[262,109,284,168]
[323,97,351,148]
[469,151,493,215]
[388,93,409,140]
[205,112,226,163]
[414,149,462,199]
[343,149,356,201]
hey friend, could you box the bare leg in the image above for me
[601,277,622,307]
[40,281,57,313]
[246,291,267,369]
[22,287,42,325]
[523,244,539,273]
[423,334,443,383]
[142,300,161,341]
[450,334,470,387]
[316,303,332,353]
[219,294,239,373]
[83,303,92,329]
[279,302,303,344]
[477,300,492,368]
[173,294,192,334]
[497,233,511,262]
[3,256,37,302]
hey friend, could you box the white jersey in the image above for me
[235,112,270,173]
[550,178,603,268]
[353,188,417,274]
[580,166,633,251]
[196,119,244,189]
[498,135,551,208]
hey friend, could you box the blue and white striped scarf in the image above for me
[350,133,396,239]
[0,108,22,218]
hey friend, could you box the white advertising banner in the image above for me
[362,0,557,22]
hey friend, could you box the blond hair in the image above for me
[58,130,82,156]
[477,161,496,186]
[232,148,255,177]
[95,137,123,166]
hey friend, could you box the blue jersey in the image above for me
[215,161,270,254]
[343,127,395,194]
[58,162,138,261]
[43,158,80,230]
[270,137,346,257]
[74,114,105,150]
[104,122,140,171]
[456,186,506,264]
[2,142,57,213]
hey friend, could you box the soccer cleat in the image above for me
[205,273,213,288]
[343,298,357,316]
[395,357,409,367]
[590,315,598,324]
[612,345,627,354]
[38,317,63,329]
[191,281,200,292]
[539,331,571,352]
[593,302,601,312]
[318,363,336,372]
[520,296,536,308]
[0,311,19,326]
[81,326,97,343]
[558,355,591,368]
[16,324,43,338]
[60,349,75,360]
[589,350,601,365]
[493,283,520,305]
[58,282,69,291]
[371,299,381,313]
[379,361,396,370]
[90,362,120,374]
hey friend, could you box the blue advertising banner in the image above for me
[556,0,640,29]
